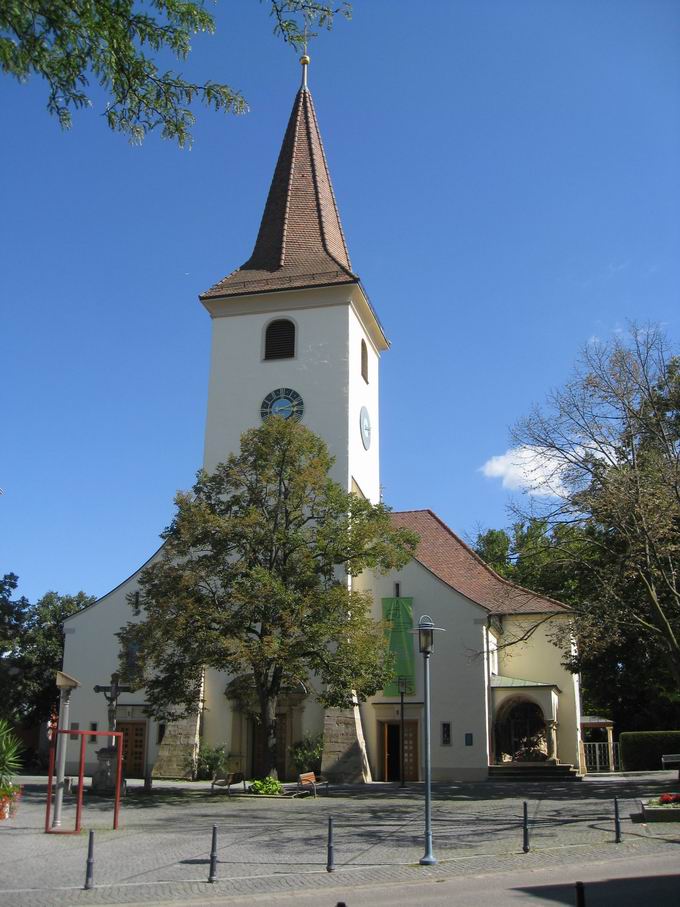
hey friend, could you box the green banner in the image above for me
[382,597,415,696]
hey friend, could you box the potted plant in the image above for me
[0,720,23,821]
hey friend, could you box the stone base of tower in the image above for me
[152,713,200,779]
[320,703,372,783]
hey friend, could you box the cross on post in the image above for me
[94,672,133,743]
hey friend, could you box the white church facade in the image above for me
[61,59,583,783]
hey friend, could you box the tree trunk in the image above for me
[255,693,279,779]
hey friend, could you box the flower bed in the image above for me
[640,793,680,821]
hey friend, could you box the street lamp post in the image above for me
[52,671,80,829]
[397,676,408,788]
[411,615,444,866]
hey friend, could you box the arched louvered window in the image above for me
[361,339,369,383]
[264,319,295,360]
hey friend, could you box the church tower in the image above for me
[200,57,387,502]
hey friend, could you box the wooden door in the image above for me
[118,721,146,778]
[381,721,419,781]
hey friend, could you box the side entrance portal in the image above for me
[494,700,547,763]
[380,720,418,781]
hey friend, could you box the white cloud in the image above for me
[480,445,567,497]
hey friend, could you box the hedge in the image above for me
[619,731,680,771]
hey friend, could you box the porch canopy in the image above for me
[491,676,560,761]
[580,715,616,772]
[580,715,615,746]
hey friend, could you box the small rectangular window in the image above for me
[69,722,80,741]
[465,732,474,747]
[394,582,401,598]
[89,722,98,743]
[441,722,451,746]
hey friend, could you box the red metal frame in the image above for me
[45,729,124,834]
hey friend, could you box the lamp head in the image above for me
[413,615,444,655]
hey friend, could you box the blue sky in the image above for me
[2,0,679,602]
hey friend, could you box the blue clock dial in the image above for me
[260,388,304,421]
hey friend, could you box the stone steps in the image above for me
[488,763,583,781]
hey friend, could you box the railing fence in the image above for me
[583,741,621,773]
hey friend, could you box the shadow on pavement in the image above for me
[516,874,680,905]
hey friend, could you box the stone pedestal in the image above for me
[321,703,372,783]
[91,746,119,796]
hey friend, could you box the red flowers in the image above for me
[659,793,680,805]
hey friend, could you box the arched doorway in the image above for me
[494,699,547,763]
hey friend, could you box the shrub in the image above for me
[0,721,22,788]
[619,731,680,771]
[249,777,283,795]
[186,744,228,781]
[289,733,324,775]
[0,722,22,820]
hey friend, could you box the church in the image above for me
[61,57,583,783]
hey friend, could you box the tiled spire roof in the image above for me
[201,82,358,300]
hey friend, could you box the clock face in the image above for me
[260,388,304,421]
[359,406,371,450]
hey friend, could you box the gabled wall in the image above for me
[356,559,491,782]
[61,560,163,776]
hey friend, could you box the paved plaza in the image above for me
[1,773,679,905]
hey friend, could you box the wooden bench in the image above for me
[661,754,680,780]
[211,771,247,795]
[296,771,329,798]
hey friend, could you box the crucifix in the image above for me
[94,672,132,743]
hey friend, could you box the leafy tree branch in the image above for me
[1,0,352,145]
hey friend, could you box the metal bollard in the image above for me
[208,824,218,883]
[614,797,622,843]
[84,830,95,890]
[575,880,586,906]
[522,801,530,853]
[326,815,336,872]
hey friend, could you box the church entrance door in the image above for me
[380,721,418,781]
[117,721,147,778]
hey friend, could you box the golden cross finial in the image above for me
[300,20,310,89]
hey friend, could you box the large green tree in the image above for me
[119,417,417,776]
[510,326,680,686]
[1,1,351,145]
[476,325,680,726]
[0,583,94,725]
[474,520,680,732]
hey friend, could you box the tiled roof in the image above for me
[390,510,570,616]
[581,715,614,726]
[201,85,358,300]
[490,675,556,688]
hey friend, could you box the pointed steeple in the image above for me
[201,59,358,300]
